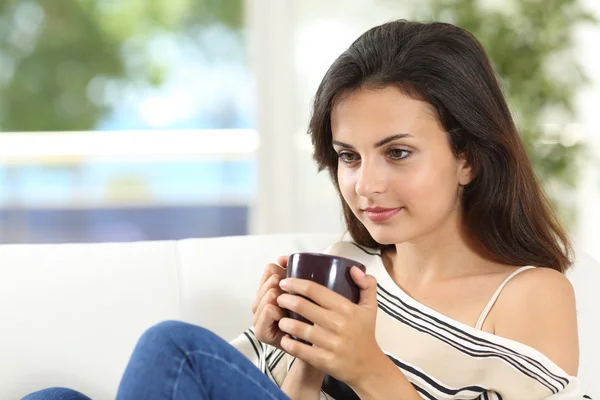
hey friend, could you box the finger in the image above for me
[276,255,289,269]
[280,334,332,373]
[253,287,282,326]
[350,266,368,289]
[279,278,350,311]
[278,317,337,349]
[253,287,278,326]
[258,263,287,289]
[350,267,378,307]
[277,293,341,332]
[255,304,286,345]
[252,274,283,314]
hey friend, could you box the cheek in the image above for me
[337,168,356,200]
[398,159,459,206]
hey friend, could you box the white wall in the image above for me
[574,0,600,263]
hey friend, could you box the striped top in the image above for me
[231,241,589,399]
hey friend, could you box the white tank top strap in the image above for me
[474,266,536,330]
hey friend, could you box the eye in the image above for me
[388,148,411,160]
[338,151,359,164]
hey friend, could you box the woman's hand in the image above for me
[276,266,382,387]
[251,255,288,351]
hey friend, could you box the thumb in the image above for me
[350,266,377,306]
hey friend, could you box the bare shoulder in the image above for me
[501,267,576,304]
[491,267,579,375]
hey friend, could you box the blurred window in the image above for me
[0,0,254,243]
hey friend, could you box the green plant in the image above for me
[0,0,243,132]
[404,0,597,226]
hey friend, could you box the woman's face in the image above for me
[331,86,472,245]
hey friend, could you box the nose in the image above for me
[355,159,386,197]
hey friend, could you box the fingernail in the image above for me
[279,279,289,289]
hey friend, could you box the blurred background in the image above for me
[0,0,598,263]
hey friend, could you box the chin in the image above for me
[362,221,409,246]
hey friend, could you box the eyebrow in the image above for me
[332,133,414,150]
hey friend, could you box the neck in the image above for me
[387,207,490,284]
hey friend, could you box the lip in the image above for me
[363,207,403,222]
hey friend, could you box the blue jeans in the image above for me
[24,321,290,400]
[22,388,91,400]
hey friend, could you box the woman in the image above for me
[25,19,587,399]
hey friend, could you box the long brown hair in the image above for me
[308,20,572,273]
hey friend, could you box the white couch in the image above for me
[0,234,597,399]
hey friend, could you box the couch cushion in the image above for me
[0,241,182,400]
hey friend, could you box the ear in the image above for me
[457,156,475,186]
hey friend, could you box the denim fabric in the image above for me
[24,321,290,400]
[22,387,91,400]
